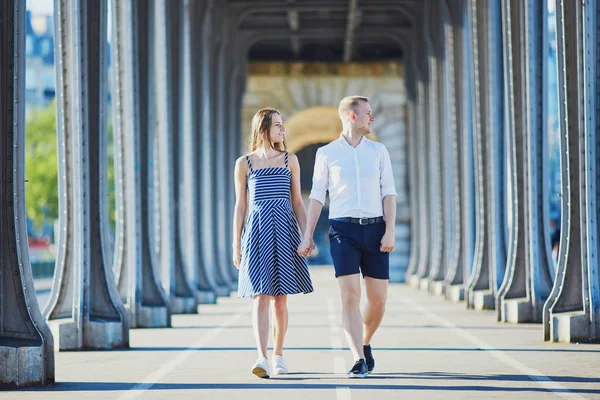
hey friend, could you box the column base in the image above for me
[419,278,430,291]
[551,311,590,343]
[169,296,197,314]
[445,284,464,302]
[430,281,446,296]
[473,290,496,311]
[408,275,421,288]
[389,267,406,283]
[134,305,170,328]
[0,344,50,388]
[501,297,533,323]
[195,290,217,304]
[215,285,232,297]
[49,318,127,351]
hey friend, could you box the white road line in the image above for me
[328,297,352,400]
[117,308,249,400]
[402,298,587,400]
[336,386,352,400]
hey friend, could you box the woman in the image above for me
[233,107,314,379]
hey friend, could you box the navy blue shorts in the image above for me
[328,219,389,280]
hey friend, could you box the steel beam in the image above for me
[111,0,171,327]
[544,0,600,342]
[213,9,237,292]
[497,0,553,323]
[423,0,446,294]
[199,0,232,297]
[0,0,54,387]
[180,0,218,304]
[442,0,475,303]
[342,0,359,62]
[45,0,129,350]
[154,0,198,313]
[404,30,421,283]
[465,0,507,311]
[409,6,431,289]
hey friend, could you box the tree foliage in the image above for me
[25,101,116,233]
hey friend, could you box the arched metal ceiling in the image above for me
[228,0,421,62]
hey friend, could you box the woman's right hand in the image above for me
[233,245,241,269]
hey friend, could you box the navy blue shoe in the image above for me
[364,344,375,373]
[347,359,368,378]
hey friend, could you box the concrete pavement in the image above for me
[5,266,600,399]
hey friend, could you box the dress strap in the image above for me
[284,152,289,168]
[245,155,253,172]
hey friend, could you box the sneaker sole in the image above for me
[252,367,270,379]
[347,372,368,378]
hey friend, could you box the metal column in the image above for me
[465,0,507,310]
[497,0,553,323]
[154,0,198,313]
[0,0,54,387]
[441,0,474,302]
[424,0,446,293]
[199,0,231,296]
[45,0,129,350]
[180,0,218,304]
[410,6,432,289]
[112,0,171,327]
[544,0,600,342]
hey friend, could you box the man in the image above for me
[298,96,396,378]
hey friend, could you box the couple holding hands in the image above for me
[232,96,397,379]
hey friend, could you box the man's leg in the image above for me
[338,273,365,361]
[272,295,288,356]
[363,277,388,345]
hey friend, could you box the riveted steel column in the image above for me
[45,0,129,350]
[410,7,432,289]
[444,0,473,301]
[154,0,197,314]
[497,0,553,323]
[213,9,235,291]
[544,0,600,342]
[199,0,231,296]
[0,0,54,387]
[465,0,507,310]
[585,0,600,343]
[404,33,421,283]
[180,0,218,304]
[423,1,446,293]
[111,0,171,327]
[224,37,244,284]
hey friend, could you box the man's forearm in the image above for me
[383,195,397,232]
[304,199,324,238]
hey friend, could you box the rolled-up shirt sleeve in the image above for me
[380,145,397,198]
[309,148,328,205]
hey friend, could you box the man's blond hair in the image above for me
[338,95,369,120]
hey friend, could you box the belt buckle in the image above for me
[359,218,369,225]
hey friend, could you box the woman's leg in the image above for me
[272,295,288,356]
[253,295,271,359]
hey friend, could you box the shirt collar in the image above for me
[339,133,366,149]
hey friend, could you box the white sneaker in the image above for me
[272,355,289,375]
[251,357,270,379]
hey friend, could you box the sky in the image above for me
[27,0,53,15]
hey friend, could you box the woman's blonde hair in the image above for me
[250,107,287,152]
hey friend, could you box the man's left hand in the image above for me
[380,231,395,253]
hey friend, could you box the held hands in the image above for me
[297,236,315,258]
[380,230,395,253]
[233,244,241,269]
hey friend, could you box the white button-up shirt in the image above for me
[309,134,397,219]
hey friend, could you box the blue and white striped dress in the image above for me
[237,152,314,298]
